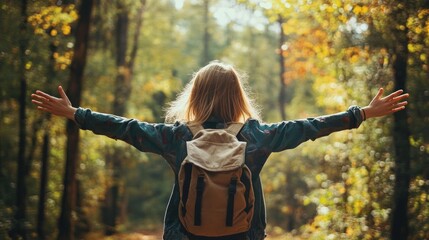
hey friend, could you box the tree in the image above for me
[389,2,411,239]
[11,0,29,238]
[102,0,146,235]
[37,42,57,240]
[277,16,287,120]
[57,0,93,239]
[201,0,212,65]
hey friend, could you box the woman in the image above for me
[31,61,409,240]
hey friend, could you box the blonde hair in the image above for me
[165,61,260,124]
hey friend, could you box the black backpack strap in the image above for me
[240,169,252,213]
[181,163,193,216]
[194,175,205,226]
[226,177,238,226]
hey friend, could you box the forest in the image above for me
[0,0,428,239]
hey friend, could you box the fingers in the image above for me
[31,86,76,119]
[31,88,62,113]
[31,94,50,108]
[396,101,408,108]
[31,93,46,104]
[31,93,47,102]
[31,98,43,106]
[58,86,70,102]
[392,93,409,102]
[374,88,384,100]
[385,96,408,115]
[376,89,408,111]
[31,86,69,105]
[392,104,407,113]
[383,91,409,111]
[36,106,50,113]
[366,88,409,119]
[382,89,404,101]
[34,90,56,101]
[32,91,56,105]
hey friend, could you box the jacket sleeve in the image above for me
[255,106,364,153]
[74,107,176,155]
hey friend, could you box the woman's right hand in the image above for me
[31,85,77,120]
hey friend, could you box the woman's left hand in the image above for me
[31,85,77,120]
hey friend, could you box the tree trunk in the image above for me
[37,131,49,240]
[390,2,411,240]
[102,4,129,235]
[103,1,145,235]
[37,42,57,240]
[75,180,90,238]
[11,0,28,239]
[278,16,287,120]
[58,1,93,239]
[201,0,210,66]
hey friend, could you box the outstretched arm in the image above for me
[361,88,409,120]
[259,88,409,152]
[31,86,77,120]
[31,86,178,156]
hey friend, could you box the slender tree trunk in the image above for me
[37,131,49,240]
[37,42,57,240]
[103,1,145,235]
[201,0,210,66]
[58,1,93,239]
[75,179,90,238]
[112,3,130,116]
[278,16,287,120]
[390,2,411,239]
[285,171,295,231]
[102,4,129,235]
[11,0,28,239]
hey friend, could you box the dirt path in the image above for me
[84,231,287,239]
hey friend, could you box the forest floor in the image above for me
[84,231,289,240]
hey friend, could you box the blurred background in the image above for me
[1,0,428,239]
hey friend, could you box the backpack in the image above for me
[178,123,255,237]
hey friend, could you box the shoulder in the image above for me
[243,118,278,131]
[169,121,193,140]
[241,118,277,137]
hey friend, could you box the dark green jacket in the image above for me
[74,106,364,240]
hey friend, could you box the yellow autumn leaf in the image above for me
[338,15,348,23]
[69,9,78,20]
[44,15,51,22]
[326,6,335,13]
[62,25,71,35]
[338,185,346,194]
[353,5,361,15]
[415,26,423,34]
[346,227,354,236]
[408,43,416,53]
[421,193,427,202]
[50,29,58,36]
[350,55,360,63]
[418,9,428,18]
[25,62,32,70]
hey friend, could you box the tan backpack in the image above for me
[178,123,255,237]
